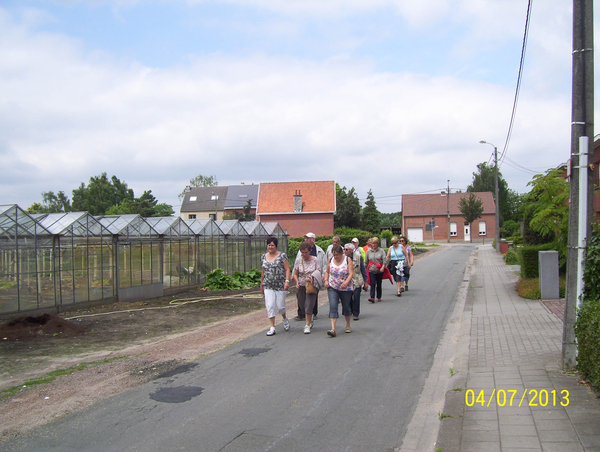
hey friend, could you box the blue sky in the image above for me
[0,0,592,213]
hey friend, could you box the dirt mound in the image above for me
[0,314,86,340]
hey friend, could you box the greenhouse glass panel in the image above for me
[131,242,143,287]
[58,237,75,305]
[119,242,132,289]
[74,241,90,303]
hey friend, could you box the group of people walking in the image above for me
[260,232,414,337]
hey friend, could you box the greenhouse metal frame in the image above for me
[0,205,287,316]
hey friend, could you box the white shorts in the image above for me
[264,289,287,318]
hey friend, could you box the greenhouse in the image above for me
[0,205,287,316]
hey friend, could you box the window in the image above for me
[188,214,196,219]
[209,213,216,220]
[189,196,197,201]
[450,222,457,237]
[479,221,487,236]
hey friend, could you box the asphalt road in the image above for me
[2,244,475,452]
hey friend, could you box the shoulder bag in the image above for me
[302,259,318,294]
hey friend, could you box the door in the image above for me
[464,224,470,242]
[407,227,424,243]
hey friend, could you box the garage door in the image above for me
[407,227,424,243]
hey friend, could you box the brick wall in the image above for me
[404,213,496,242]
[257,213,334,238]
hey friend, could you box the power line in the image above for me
[498,0,533,165]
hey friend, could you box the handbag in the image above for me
[302,260,318,294]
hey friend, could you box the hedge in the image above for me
[518,242,559,279]
[575,225,600,392]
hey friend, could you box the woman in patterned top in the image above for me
[260,236,291,336]
[323,244,354,337]
[292,241,321,334]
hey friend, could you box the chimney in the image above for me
[293,190,303,212]
[185,185,192,193]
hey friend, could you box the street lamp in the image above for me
[479,140,500,252]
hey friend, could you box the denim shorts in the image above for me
[327,288,352,318]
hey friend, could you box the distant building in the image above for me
[180,184,258,220]
[402,192,496,243]
[256,181,336,237]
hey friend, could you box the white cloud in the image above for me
[0,2,585,215]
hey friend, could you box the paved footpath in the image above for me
[436,244,600,452]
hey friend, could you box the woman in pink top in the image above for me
[323,244,354,337]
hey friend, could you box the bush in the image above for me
[518,243,557,279]
[501,220,520,237]
[333,227,372,247]
[515,278,541,299]
[204,269,261,290]
[515,277,566,300]
[503,250,519,265]
[575,224,600,392]
[509,235,524,245]
[575,301,600,391]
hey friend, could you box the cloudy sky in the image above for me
[0,0,595,214]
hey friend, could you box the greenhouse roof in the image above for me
[184,219,224,236]
[216,220,249,236]
[262,222,286,236]
[32,212,108,237]
[240,221,268,236]
[145,217,194,236]
[96,215,159,237]
[0,204,52,238]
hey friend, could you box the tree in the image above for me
[223,199,255,221]
[504,189,524,225]
[26,191,71,214]
[106,190,174,217]
[467,162,511,223]
[72,173,134,215]
[335,184,362,229]
[520,169,569,260]
[179,174,218,200]
[380,212,402,228]
[458,193,484,243]
[361,189,381,234]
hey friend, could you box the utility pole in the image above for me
[447,180,450,243]
[479,140,501,251]
[563,0,594,369]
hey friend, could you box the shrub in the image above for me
[575,225,600,392]
[509,235,524,245]
[518,243,557,279]
[204,269,261,290]
[515,277,566,300]
[501,220,520,237]
[503,250,519,265]
[334,227,372,246]
[515,278,541,299]
[575,301,600,391]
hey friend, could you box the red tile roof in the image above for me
[257,181,336,214]
[402,192,496,217]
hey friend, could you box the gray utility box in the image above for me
[539,250,560,299]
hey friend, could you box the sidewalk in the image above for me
[437,244,600,452]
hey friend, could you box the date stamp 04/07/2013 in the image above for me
[465,389,570,407]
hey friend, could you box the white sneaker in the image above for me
[266,327,276,336]
[303,325,311,334]
[283,319,290,331]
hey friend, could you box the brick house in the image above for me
[402,192,496,243]
[256,181,336,237]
